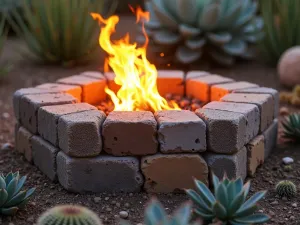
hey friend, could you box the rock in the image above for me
[282,157,294,165]
[124,203,130,208]
[119,211,129,219]
[94,197,101,203]
[2,112,10,119]
[1,143,13,151]
[116,202,121,207]
[105,197,109,201]
[271,200,279,205]
[280,107,290,116]
[292,203,297,208]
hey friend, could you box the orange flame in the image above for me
[91,8,179,111]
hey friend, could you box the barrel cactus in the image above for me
[275,180,297,198]
[142,0,264,66]
[0,172,36,216]
[37,205,103,225]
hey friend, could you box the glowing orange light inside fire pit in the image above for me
[91,8,179,112]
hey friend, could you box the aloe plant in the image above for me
[282,113,300,143]
[186,174,269,224]
[7,0,117,66]
[259,0,300,65]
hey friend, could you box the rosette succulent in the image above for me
[143,0,264,66]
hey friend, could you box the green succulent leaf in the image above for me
[207,32,232,45]
[208,49,235,66]
[223,39,246,56]
[0,207,19,216]
[175,46,202,64]
[14,176,27,195]
[152,0,178,29]
[5,172,13,184]
[144,199,167,225]
[177,0,199,25]
[242,181,251,198]
[185,189,211,213]
[171,202,192,225]
[6,178,18,200]
[4,191,27,208]
[235,0,257,28]
[228,188,246,215]
[153,30,181,45]
[212,173,220,194]
[233,213,270,223]
[194,208,214,220]
[0,189,8,207]
[0,176,6,189]
[198,3,220,31]
[220,1,243,29]
[179,24,201,37]
[212,202,227,220]
[194,179,216,207]
[216,184,228,208]
[185,38,206,50]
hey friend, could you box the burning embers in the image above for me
[91,8,179,112]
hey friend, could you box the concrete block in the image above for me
[204,147,247,181]
[56,152,144,193]
[57,75,106,104]
[103,111,158,156]
[58,110,105,157]
[204,101,259,143]
[234,87,279,118]
[36,83,82,102]
[32,136,59,181]
[141,154,208,193]
[80,71,105,80]
[211,81,259,101]
[156,70,184,96]
[154,110,206,153]
[19,93,77,134]
[246,135,264,177]
[185,71,211,80]
[186,75,234,102]
[196,108,246,154]
[38,103,97,146]
[14,123,20,151]
[104,72,120,94]
[221,93,274,132]
[16,127,33,163]
[263,119,278,160]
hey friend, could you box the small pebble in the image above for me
[124,203,130,208]
[119,211,129,219]
[292,203,297,208]
[282,157,294,165]
[116,202,121,207]
[105,197,109,201]
[2,112,10,119]
[106,207,112,212]
[94,197,101,203]
[1,143,13,151]
[290,216,295,220]
[271,200,279,205]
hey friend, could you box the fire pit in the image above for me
[13,10,279,193]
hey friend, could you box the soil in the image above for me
[0,16,300,225]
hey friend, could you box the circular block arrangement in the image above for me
[13,70,279,193]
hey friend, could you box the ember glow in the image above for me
[91,8,179,112]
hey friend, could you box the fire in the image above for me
[91,8,179,112]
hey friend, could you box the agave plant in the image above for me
[142,0,264,66]
[7,0,117,66]
[186,174,269,224]
[0,172,36,216]
[282,113,300,143]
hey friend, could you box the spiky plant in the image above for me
[37,205,102,225]
[275,180,297,198]
[186,174,269,224]
[282,113,300,143]
[7,0,117,66]
[259,0,300,65]
[142,0,264,66]
[0,15,12,79]
[0,172,36,216]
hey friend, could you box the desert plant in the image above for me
[0,171,36,216]
[259,0,300,65]
[186,174,269,224]
[142,0,264,66]
[282,113,300,143]
[8,0,117,66]
[275,180,297,198]
[37,205,102,225]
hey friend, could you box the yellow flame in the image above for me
[91,8,179,112]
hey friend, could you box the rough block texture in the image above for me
[103,111,158,156]
[185,71,210,80]
[38,103,97,146]
[211,81,259,101]
[155,110,206,153]
[32,136,59,181]
[263,119,278,160]
[157,70,184,96]
[204,147,247,181]
[221,93,274,132]
[57,152,144,193]
[196,108,246,154]
[234,87,279,118]
[246,135,264,177]
[80,71,105,80]
[186,75,234,102]
[20,93,77,134]
[57,75,106,104]
[141,154,208,193]
[16,127,33,163]
[58,110,105,157]
[204,101,259,143]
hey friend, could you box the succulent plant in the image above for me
[186,173,269,224]
[141,0,264,66]
[0,171,36,216]
[282,113,300,143]
[37,205,102,225]
[275,180,297,198]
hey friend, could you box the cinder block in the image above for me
[185,71,211,80]
[204,101,259,143]
[38,103,97,146]
[19,93,77,134]
[246,135,264,177]
[57,75,106,104]
[221,93,274,132]
[154,110,206,153]
[56,152,144,193]
[58,110,105,157]
[103,111,158,156]
[186,75,234,102]
[156,70,184,96]
[16,127,33,163]
[196,108,246,154]
[141,154,208,193]
[36,83,82,102]
[234,87,279,118]
[104,72,120,94]
[32,136,59,181]
[204,147,247,181]
[263,119,278,160]
[211,81,259,101]
[80,71,105,80]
